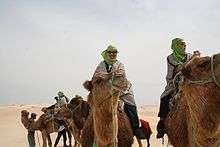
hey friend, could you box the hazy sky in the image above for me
[0,0,220,105]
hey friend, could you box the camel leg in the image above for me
[47,134,52,147]
[67,130,72,147]
[147,138,150,147]
[54,131,62,147]
[136,137,143,147]
[73,140,77,147]
[62,130,68,147]
[41,131,48,147]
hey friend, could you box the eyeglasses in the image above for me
[107,51,118,54]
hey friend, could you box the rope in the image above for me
[110,75,118,147]
[68,101,82,114]
[36,131,41,147]
[187,77,213,85]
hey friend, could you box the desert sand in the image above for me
[0,104,170,147]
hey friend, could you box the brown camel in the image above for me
[54,95,90,147]
[21,110,72,147]
[81,71,134,147]
[165,53,220,147]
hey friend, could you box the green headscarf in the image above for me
[101,45,118,65]
[171,38,187,62]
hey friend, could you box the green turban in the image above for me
[101,45,118,65]
[171,38,187,62]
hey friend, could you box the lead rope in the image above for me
[110,74,118,147]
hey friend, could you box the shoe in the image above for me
[156,119,165,138]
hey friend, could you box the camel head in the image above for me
[21,110,30,129]
[69,95,83,109]
[182,53,220,86]
[83,72,129,107]
[68,96,89,119]
[54,104,72,120]
[83,80,93,92]
[21,110,29,118]
[41,107,48,113]
[182,55,211,80]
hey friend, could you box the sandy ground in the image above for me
[0,105,170,147]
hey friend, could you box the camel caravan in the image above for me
[21,39,220,147]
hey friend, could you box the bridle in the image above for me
[68,99,83,115]
[184,54,220,88]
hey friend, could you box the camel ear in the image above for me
[83,80,93,91]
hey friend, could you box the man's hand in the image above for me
[193,50,201,57]
[175,64,183,73]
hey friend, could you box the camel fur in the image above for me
[81,72,134,147]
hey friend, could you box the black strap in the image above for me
[104,61,112,73]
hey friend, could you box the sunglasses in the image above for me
[107,51,118,54]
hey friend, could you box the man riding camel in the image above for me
[92,45,145,139]
[156,38,200,138]
[43,91,69,133]
[47,91,69,110]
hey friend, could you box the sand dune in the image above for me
[0,105,170,147]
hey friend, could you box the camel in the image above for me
[81,71,135,147]
[165,53,220,147]
[54,95,90,147]
[21,110,72,147]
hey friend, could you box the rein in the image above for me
[110,75,118,147]
[93,73,121,147]
[185,54,220,88]
[68,100,83,116]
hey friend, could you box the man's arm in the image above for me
[92,62,113,81]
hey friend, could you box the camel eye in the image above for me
[198,60,210,69]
